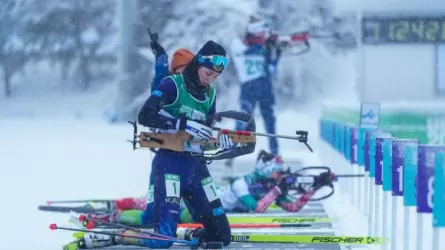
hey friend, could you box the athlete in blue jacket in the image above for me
[230,17,282,156]
[150,40,194,90]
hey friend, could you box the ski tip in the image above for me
[49,223,58,230]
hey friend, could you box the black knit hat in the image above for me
[181,40,226,95]
[197,40,226,57]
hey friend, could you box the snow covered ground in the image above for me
[0,106,383,249]
[1,108,339,250]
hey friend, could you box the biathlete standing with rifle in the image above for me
[227,16,310,166]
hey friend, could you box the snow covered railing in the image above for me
[319,119,445,249]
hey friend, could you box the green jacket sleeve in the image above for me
[238,194,258,211]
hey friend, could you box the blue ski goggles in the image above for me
[198,55,228,72]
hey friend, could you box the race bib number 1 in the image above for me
[165,174,180,198]
[201,177,219,202]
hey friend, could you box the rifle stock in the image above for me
[138,132,256,152]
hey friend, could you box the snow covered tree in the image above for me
[109,0,356,121]
[138,0,174,45]
[27,0,116,91]
[0,0,31,97]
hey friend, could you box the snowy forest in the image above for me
[0,0,356,121]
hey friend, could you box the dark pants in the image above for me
[141,149,231,248]
[236,76,278,154]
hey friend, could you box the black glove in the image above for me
[150,39,165,56]
[313,172,333,189]
[279,167,292,176]
[265,34,278,47]
[257,150,276,162]
[277,175,293,196]
[204,113,222,127]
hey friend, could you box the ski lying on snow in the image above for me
[68,231,389,246]
[228,216,330,223]
[231,234,390,245]
[62,217,389,249]
[69,232,388,246]
[227,212,329,217]
[72,217,330,229]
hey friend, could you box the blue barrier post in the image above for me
[358,128,367,167]
[363,129,379,218]
[374,135,391,237]
[349,126,359,206]
[402,141,419,250]
[433,151,445,250]
[416,145,445,250]
[357,127,368,213]
[381,137,394,250]
[368,132,391,237]
[389,139,418,250]
[350,127,358,165]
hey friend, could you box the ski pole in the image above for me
[78,215,177,241]
[49,223,196,245]
[179,223,312,229]
[46,199,112,205]
[84,222,312,230]
[300,174,365,178]
[146,27,158,43]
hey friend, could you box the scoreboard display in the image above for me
[362,16,445,44]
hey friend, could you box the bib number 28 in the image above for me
[165,174,180,198]
[245,59,263,76]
